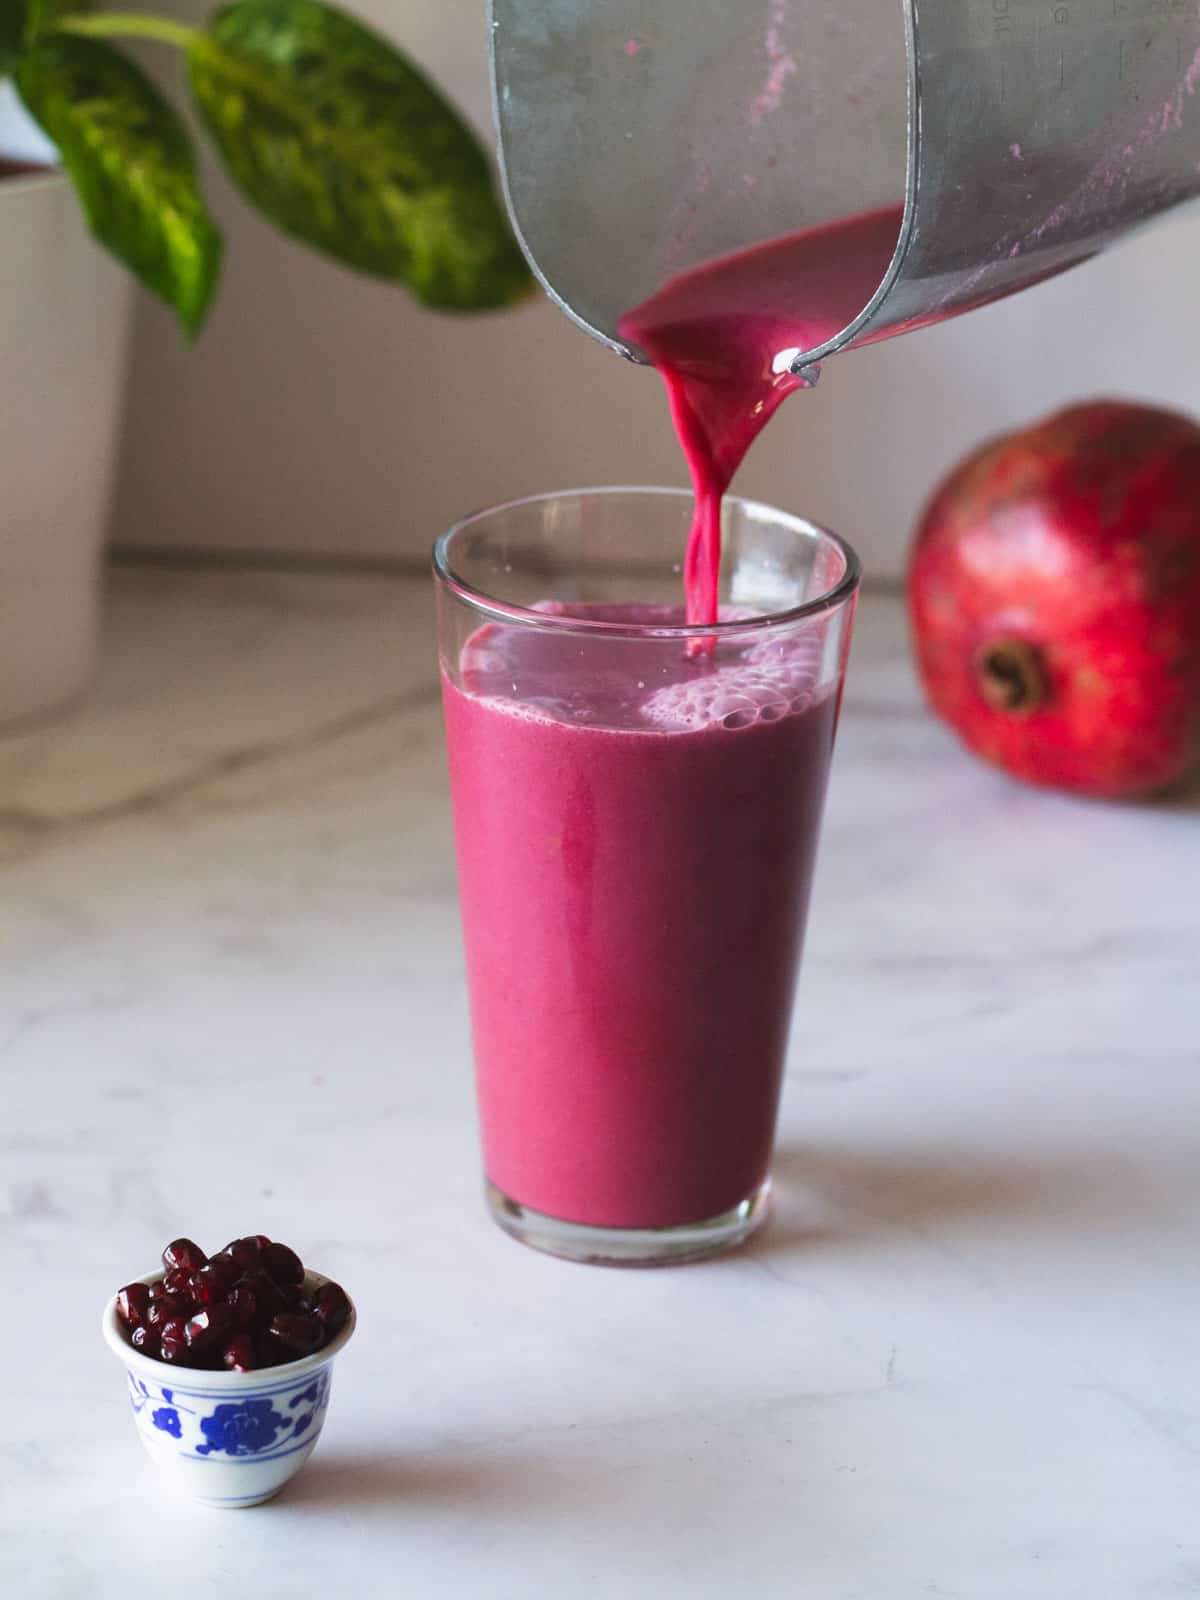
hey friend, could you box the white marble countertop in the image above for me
[2,564,1198,1599]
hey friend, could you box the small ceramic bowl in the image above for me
[102,1269,356,1507]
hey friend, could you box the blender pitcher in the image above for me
[491,0,1200,377]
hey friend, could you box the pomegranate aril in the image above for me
[116,1283,152,1328]
[162,1267,193,1298]
[211,1254,239,1286]
[262,1242,304,1286]
[254,1333,283,1368]
[219,1235,269,1272]
[312,1282,351,1335]
[225,1284,258,1329]
[222,1334,256,1372]
[131,1324,161,1358]
[162,1238,207,1273]
[191,1259,237,1304]
[185,1304,233,1349]
[147,1292,189,1326]
[158,1316,189,1362]
[244,1269,287,1320]
[266,1313,323,1356]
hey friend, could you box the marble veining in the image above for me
[1,565,1197,1598]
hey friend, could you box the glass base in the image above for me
[484,1177,771,1267]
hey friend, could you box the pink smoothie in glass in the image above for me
[443,606,839,1229]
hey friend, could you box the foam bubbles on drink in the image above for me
[641,658,815,732]
[459,607,826,733]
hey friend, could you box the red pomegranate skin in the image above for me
[908,400,1200,798]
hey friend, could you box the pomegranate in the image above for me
[908,400,1200,798]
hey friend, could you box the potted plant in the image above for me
[0,0,530,724]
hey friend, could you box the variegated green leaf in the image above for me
[17,33,221,333]
[187,0,531,310]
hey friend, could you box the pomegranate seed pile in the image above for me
[115,1236,351,1372]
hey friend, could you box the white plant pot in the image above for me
[1,94,135,726]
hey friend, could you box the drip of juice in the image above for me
[619,204,902,623]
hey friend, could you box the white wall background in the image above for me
[110,0,1200,578]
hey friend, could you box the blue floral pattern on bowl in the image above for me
[123,1363,335,1509]
[197,1397,285,1456]
[152,1406,182,1438]
[191,1376,330,1456]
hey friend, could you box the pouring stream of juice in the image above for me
[619,205,903,625]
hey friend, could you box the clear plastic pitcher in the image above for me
[492,0,1200,376]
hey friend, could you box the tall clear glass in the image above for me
[435,488,859,1266]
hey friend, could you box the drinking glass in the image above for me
[435,487,859,1265]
